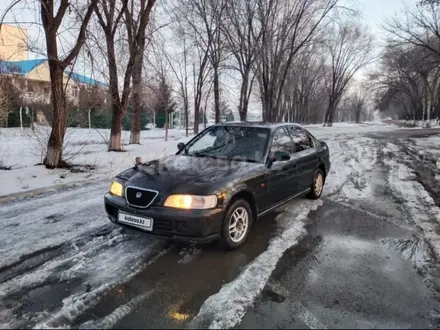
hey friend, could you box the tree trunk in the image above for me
[129,62,142,144]
[239,71,250,121]
[43,63,67,168]
[193,103,199,135]
[165,108,168,141]
[213,65,220,123]
[106,35,125,151]
[184,95,189,137]
[109,104,124,151]
[129,37,145,144]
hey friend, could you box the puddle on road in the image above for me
[73,210,280,329]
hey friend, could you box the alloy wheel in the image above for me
[314,172,323,196]
[229,206,249,243]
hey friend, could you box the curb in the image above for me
[0,178,109,204]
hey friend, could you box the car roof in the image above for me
[212,121,304,130]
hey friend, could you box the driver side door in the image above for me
[266,127,299,207]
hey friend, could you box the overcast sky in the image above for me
[0,0,415,117]
[358,0,410,41]
[1,0,412,55]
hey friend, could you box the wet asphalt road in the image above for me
[240,128,440,329]
[240,199,438,329]
[73,211,280,329]
[2,127,440,329]
[80,128,440,329]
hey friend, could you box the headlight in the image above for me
[109,180,124,197]
[164,194,217,209]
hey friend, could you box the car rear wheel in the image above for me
[221,199,253,250]
[308,168,325,199]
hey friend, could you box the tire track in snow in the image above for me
[0,224,114,285]
[0,184,110,269]
[0,183,171,329]
[0,234,168,329]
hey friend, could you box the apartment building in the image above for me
[0,24,108,110]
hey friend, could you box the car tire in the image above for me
[308,168,325,199]
[221,199,253,250]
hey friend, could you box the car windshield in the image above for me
[180,126,270,163]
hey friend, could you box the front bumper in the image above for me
[104,193,224,243]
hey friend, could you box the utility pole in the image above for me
[19,107,23,133]
[193,62,197,134]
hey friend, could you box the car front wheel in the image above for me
[308,168,325,199]
[221,199,253,250]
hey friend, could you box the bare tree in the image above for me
[283,44,327,124]
[185,0,225,124]
[221,0,262,120]
[94,0,129,151]
[2,0,98,167]
[349,90,366,123]
[192,44,211,134]
[95,0,156,151]
[159,23,191,136]
[126,0,156,144]
[384,2,440,62]
[255,0,341,122]
[175,0,224,133]
[322,22,376,126]
[372,44,440,122]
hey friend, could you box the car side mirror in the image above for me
[273,151,291,162]
[177,142,185,151]
[267,151,290,167]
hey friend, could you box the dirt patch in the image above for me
[70,164,96,173]
[398,144,440,207]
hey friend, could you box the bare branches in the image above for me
[221,0,261,120]
[322,21,376,125]
[254,0,343,122]
[384,3,440,59]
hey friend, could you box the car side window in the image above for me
[270,127,293,155]
[187,130,217,153]
[288,126,314,153]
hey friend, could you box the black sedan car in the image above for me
[104,122,330,249]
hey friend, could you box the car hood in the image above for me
[119,155,263,195]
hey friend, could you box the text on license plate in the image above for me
[118,212,153,231]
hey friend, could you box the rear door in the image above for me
[266,127,299,206]
[287,126,320,192]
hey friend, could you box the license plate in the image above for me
[118,212,153,231]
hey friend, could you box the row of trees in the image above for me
[165,0,375,133]
[2,0,376,168]
[373,0,440,122]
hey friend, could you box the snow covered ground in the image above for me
[0,126,190,196]
[0,122,395,197]
[3,121,440,329]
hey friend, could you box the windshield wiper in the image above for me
[193,152,217,159]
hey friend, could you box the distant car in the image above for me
[104,122,331,249]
